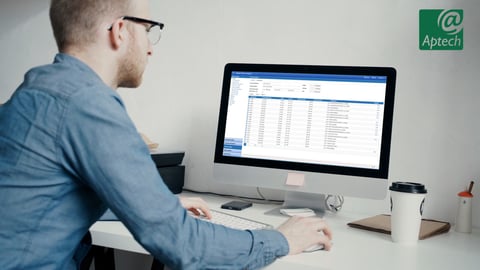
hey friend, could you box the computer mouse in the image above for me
[303,243,325,253]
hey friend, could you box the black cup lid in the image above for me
[389,182,427,194]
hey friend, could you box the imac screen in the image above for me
[215,63,396,180]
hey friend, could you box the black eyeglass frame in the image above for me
[108,16,164,31]
[107,16,164,45]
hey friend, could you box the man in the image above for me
[0,0,332,269]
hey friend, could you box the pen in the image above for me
[467,181,474,194]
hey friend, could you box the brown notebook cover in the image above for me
[347,214,451,240]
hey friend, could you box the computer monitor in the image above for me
[214,63,396,214]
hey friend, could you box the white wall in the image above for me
[1,0,479,231]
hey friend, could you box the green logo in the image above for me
[419,9,463,50]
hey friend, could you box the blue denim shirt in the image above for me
[0,54,289,270]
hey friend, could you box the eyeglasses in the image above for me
[108,16,165,45]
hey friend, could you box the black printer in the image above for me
[150,152,185,194]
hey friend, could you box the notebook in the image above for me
[347,214,450,240]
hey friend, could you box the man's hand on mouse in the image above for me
[277,216,333,254]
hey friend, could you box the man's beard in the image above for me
[117,43,145,88]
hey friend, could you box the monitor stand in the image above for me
[265,191,327,217]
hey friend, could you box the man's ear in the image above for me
[109,19,127,50]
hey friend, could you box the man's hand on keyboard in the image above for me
[179,196,213,219]
[277,216,333,254]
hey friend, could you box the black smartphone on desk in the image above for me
[221,200,252,211]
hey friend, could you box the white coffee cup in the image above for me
[389,182,427,244]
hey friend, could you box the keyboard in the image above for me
[194,209,273,230]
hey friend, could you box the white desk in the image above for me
[90,193,479,270]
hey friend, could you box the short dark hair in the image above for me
[49,0,132,51]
